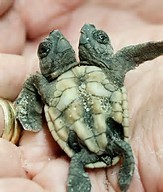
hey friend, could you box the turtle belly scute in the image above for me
[45,65,122,158]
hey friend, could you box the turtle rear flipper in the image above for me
[14,76,43,132]
[117,141,135,192]
[106,118,135,192]
[67,149,99,192]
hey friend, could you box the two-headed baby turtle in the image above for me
[15,24,163,192]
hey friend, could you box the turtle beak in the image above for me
[80,23,96,33]
[80,24,96,44]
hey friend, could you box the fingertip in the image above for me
[0,138,26,177]
[0,0,13,16]
[0,53,39,100]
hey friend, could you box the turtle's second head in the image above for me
[79,24,114,67]
[38,30,77,81]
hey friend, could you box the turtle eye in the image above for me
[92,30,109,44]
[38,40,52,59]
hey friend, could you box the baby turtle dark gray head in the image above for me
[38,30,77,80]
[15,24,163,192]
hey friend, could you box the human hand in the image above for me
[0,0,163,191]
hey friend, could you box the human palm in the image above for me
[0,0,163,191]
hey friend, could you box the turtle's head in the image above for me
[38,30,77,81]
[79,24,113,67]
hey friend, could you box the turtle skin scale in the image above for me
[15,24,163,192]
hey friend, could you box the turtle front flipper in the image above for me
[112,41,163,86]
[14,76,43,132]
[67,149,99,192]
[115,41,163,66]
